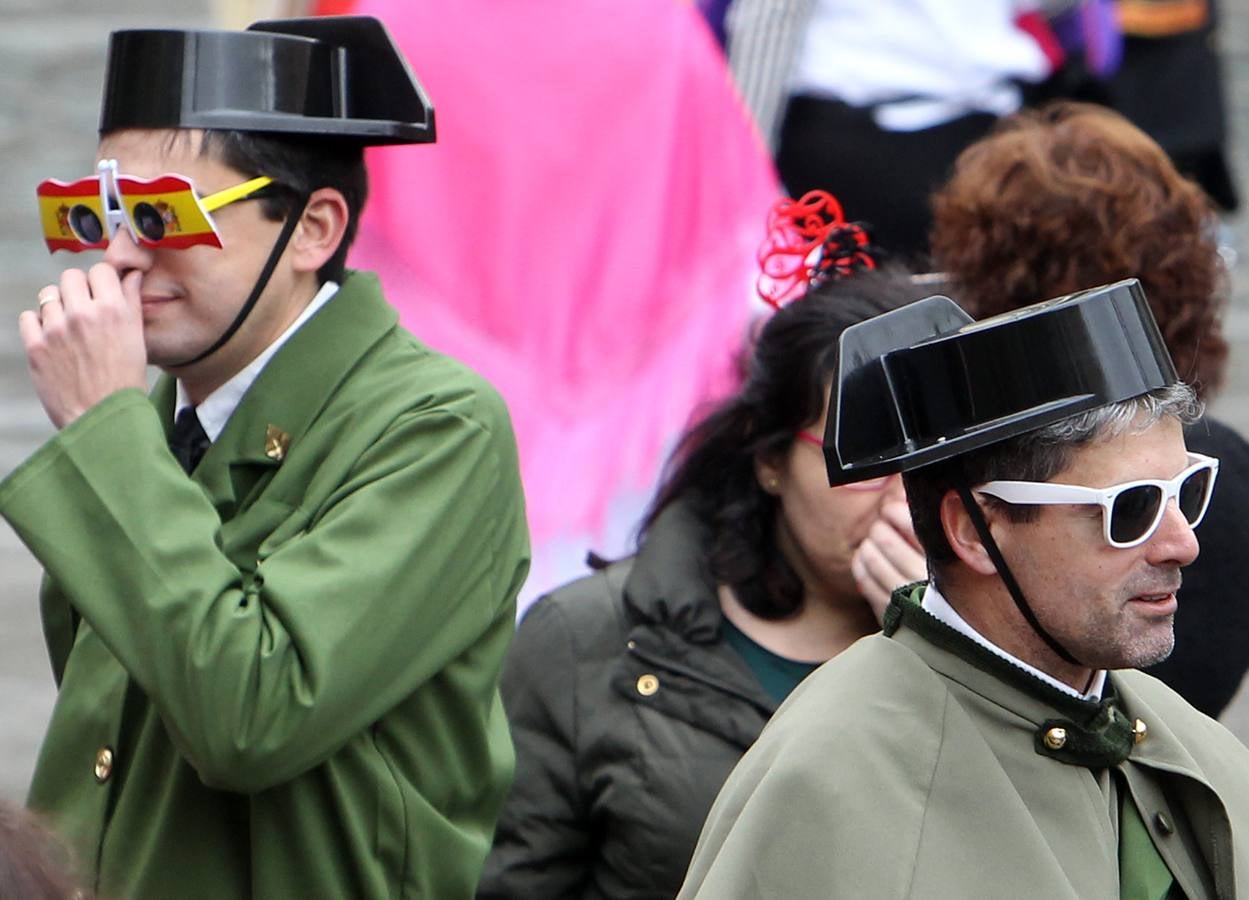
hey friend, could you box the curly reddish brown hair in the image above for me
[931,101,1228,399]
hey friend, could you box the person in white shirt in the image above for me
[725,0,1052,259]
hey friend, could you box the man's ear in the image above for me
[939,489,999,576]
[289,187,349,275]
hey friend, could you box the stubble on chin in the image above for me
[1082,607,1176,670]
[1124,618,1175,668]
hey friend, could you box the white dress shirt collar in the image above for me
[175,280,339,441]
[921,583,1107,701]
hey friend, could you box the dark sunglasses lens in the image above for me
[1178,467,1212,524]
[1110,485,1163,544]
[131,202,165,242]
[68,205,104,245]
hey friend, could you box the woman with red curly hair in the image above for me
[931,100,1249,717]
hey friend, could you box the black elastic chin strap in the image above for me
[955,484,1081,666]
[168,196,309,369]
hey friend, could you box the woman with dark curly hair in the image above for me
[930,100,1249,717]
[478,232,929,898]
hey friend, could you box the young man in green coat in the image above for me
[0,18,529,899]
[680,281,1249,899]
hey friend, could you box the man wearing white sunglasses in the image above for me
[681,280,1249,899]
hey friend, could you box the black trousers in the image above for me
[776,94,998,265]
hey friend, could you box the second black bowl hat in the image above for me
[824,278,1178,485]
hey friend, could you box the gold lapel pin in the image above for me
[265,424,291,461]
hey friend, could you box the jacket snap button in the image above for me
[636,674,660,696]
[1154,812,1175,836]
[1043,727,1067,750]
[94,746,114,783]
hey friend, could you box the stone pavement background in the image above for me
[1,1,1249,801]
[0,0,213,801]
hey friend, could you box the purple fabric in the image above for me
[696,0,733,48]
[1051,0,1123,78]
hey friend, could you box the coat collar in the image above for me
[617,499,776,731]
[1111,673,1219,785]
[886,584,1228,782]
[623,500,723,643]
[151,270,398,510]
[886,584,1140,768]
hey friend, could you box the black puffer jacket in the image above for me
[1144,415,1249,715]
[477,502,776,899]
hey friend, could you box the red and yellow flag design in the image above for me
[35,172,223,253]
[115,174,223,250]
[37,176,106,253]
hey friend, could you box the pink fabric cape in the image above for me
[348,0,780,560]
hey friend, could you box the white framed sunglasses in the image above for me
[975,452,1219,549]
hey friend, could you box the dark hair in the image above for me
[931,101,1228,400]
[200,130,368,284]
[641,268,926,619]
[0,802,89,899]
[903,384,1204,573]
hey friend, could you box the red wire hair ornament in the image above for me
[756,189,877,309]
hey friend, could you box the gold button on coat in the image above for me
[1133,718,1148,744]
[94,746,114,783]
[636,674,660,696]
[1043,727,1067,750]
[265,424,291,461]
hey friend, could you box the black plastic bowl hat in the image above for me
[99,16,434,145]
[824,278,1178,485]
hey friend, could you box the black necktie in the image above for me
[170,406,211,474]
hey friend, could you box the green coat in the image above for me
[0,272,530,899]
[679,586,1249,899]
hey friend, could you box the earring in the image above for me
[766,477,780,490]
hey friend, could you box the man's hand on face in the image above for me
[852,499,927,624]
[19,263,148,429]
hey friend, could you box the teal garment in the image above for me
[720,616,820,705]
[0,271,530,900]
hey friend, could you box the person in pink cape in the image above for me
[343,0,781,606]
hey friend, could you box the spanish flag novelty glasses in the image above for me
[36,159,273,253]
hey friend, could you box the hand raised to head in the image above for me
[852,499,926,624]
[18,262,148,429]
